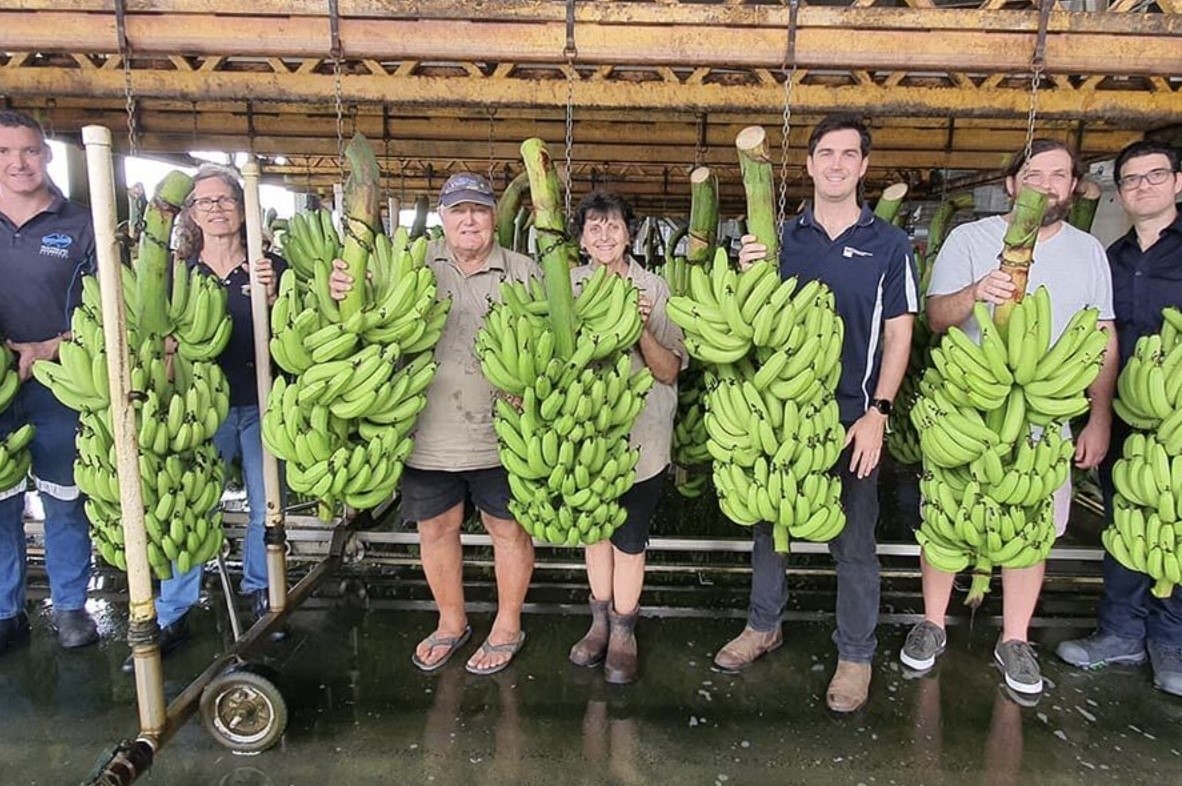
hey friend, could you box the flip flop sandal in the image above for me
[465,631,527,676]
[411,625,473,673]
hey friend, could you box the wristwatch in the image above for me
[869,398,893,416]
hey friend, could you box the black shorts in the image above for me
[610,470,666,555]
[400,465,514,523]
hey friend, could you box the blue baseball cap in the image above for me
[438,172,496,209]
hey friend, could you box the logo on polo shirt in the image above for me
[39,232,73,259]
[842,245,873,259]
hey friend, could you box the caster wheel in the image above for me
[200,668,288,754]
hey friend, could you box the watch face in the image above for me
[874,399,892,415]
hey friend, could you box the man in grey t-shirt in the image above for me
[900,140,1118,698]
[331,173,537,676]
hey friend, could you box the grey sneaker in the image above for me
[54,609,99,649]
[900,621,947,672]
[1148,640,1182,697]
[994,638,1043,695]
[1055,630,1147,669]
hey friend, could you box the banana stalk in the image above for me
[409,195,429,240]
[337,133,382,322]
[921,193,975,296]
[994,186,1049,330]
[1068,178,1101,233]
[665,224,688,268]
[520,137,577,361]
[735,127,779,263]
[496,171,530,250]
[512,205,531,254]
[873,182,909,225]
[137,171,193,339]
[687,167,719,265]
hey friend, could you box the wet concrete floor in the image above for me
[3,572,1181,786]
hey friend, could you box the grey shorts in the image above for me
[399,465,514,523]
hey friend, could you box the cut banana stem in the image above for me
[1068,178,1102,234]
[496,170,530,250]
[687,167,719,265]
[137,170,193,339]
[520,137,577,361]
[872,182,909,224]
[994,186,1049,329]
[735,126,779,263]
[665,223,688,268]
[337,133,381,321]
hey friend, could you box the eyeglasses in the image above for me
[191,196,240,211]
[1117,168,1176,191]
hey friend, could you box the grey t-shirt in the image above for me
[927,215,1114,342]
[406,240,540,472]
[571,258,686,483]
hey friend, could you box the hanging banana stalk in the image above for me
[873,182,909,224]
[687,167,719,265]
[735,126,779,263]
[994,187,1049,330]
[1068,178,1102,233]
[520,138,577,360]
[496,171,530,250]
[337,133,381,321]
[136,172,193,339]
[409,195,429,240]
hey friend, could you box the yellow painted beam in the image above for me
[6,67,1179,122]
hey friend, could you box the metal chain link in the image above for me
[122,54,138,158]
[564,57,575,221]
[332,55,345,181]
[1022,61,1044,168]
[777,64,798,227]
[487,109,497,182]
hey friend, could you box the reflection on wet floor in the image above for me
[3,587,1181,786]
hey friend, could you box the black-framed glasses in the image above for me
[1117,168,1176,191]
[191,196,240,211]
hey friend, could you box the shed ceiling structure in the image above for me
[2,0,1180,215]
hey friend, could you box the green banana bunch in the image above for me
[478,267,655,546]
[887,318,932,466]
[1105,311,1182,599]
[0,344,35,491]
[912,288,1105,604]
[280,208,344,284]
[263,213,447,515]
[663,248,847,552]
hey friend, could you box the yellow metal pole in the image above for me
[81,125,167,739]
[241,161,288,614]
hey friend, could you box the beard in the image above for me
[1041,198,1072,226]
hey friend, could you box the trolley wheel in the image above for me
[200,667,288,754]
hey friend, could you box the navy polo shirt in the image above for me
[1109,212,1182,368]
[189,252,287,408]
[779,204,919,424]
[0,190,94,343]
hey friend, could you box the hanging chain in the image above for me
[1022,61,1044,168]
[564,58,575,221]
[487,109,497,182]
[777,0,801,227]
[333,56,345,181]
[114,0,138,157]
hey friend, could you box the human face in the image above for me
[189,177,244,241]
[441,202,495,259]
[0,125,51,199]
[1006,148,1077,226]
[580,210,631,267]
[806,129,869,204]
[1116,153,1182,222]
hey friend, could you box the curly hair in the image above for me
[174,163,246,260]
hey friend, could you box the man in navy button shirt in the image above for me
[0,110,99,654]
[1057,140,1182,696]
[714,114,919,713]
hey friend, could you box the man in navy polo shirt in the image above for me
[1057,140,1182,696]
[0,110,99,654]
[714,114,919,713]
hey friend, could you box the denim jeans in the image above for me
[156,405,271,627]
[0,380,91,620]
[747,442,881,663]
[1097,419,1182,645]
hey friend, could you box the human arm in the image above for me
[7,335,67,380]
[636,292,682,385]
[844,313,913,478]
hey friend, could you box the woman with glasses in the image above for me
[122,164,284,672]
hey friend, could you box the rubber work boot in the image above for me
[827,660,872,713]
[569,598,612,668]
[712,625,783,672]
[54,609,99,649]
[604,607,639,685]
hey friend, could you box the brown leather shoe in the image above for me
[713,625,783,671]
[569,598,611,668]
[826,660,871,712]
[604,607,638,685]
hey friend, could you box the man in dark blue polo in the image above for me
[0,110,98,654]
[714,114,918,712]
[1057,140,1182,696]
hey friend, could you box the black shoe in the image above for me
[0,612,31,655]
[54,609,99,649]
[121,615,192,674]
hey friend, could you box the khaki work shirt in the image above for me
[407,239,540,471]
[571,258,686,482]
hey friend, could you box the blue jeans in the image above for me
[1097,420,1182,645]
[156,405,271,627]
[0,380,91,620]
[748,442,881,663]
